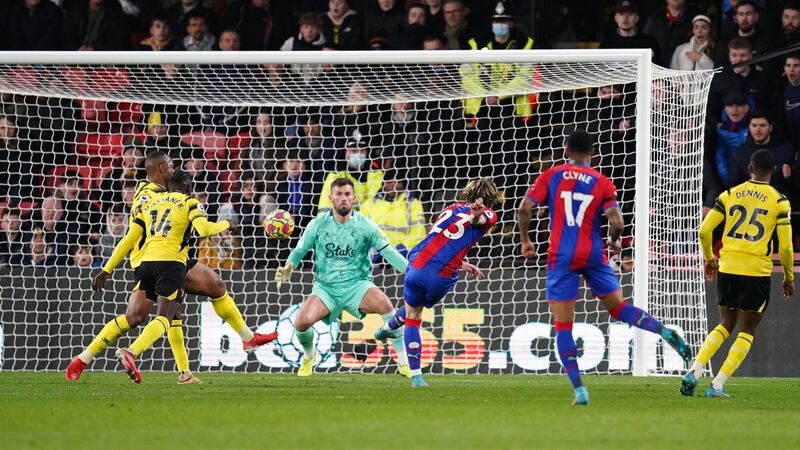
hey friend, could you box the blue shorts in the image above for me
[546,264,620,301]
[403,267,458,308]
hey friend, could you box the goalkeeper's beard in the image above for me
[335,204,352,217]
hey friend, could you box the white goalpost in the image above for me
[0,49,713,376]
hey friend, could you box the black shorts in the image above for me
[717,272,771,313]
[135,261,186,302]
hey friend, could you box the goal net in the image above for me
[0,50,713,375]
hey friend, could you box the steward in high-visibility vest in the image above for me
[361,169,426,252]
[460,1,535,120]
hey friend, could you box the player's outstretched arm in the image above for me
[698,201,725,282]
[193,216,233,238]
[277,219,318,289]
[94,223,144,292]
[517,197,536,258]
[604,206,625,252]
[776,200,795,298]
[378,244,408,273]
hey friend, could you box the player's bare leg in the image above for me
[358,287,410,377]
[293,295,331,376]
[66,290,152,381]
[549,300,587,405]
[683,306,736,396]
[400,302,428,387]
[185,262,277,352]
[707,309,761,397]
[600,290,691,361]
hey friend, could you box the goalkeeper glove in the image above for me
[275,263,294,289]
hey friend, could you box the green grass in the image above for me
[1,373,799,450]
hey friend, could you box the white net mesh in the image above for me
[0,53,713,374]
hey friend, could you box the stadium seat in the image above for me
[181,131,228,161]
[74,133,125,168]
[110,102,143,127]
[227,132,250,162]
[91,67,130,94]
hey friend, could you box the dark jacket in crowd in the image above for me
[6,0,62,50]
[363,1,405,49]
[224,0,295,50]
[729,136,798,193]
[61,0,131,50]
[643,5,696,67]
[320,9,363,50]
[599,29,662,64]
[707,67,770,122]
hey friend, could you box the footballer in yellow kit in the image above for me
[681,149,795,398]
[114,169,234,383]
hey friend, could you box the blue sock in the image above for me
[555,322,582,388]
[609,302,664,334]
[404,317,422,373]
[387,306,406,330]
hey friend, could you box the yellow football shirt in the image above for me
[129,181,167,268]
[699,180,793,279]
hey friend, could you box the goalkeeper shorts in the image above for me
[312,280,375,325]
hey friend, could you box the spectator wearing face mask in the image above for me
[316,129,384,214]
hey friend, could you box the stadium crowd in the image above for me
[0,0,799,269]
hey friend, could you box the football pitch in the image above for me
[1,373,798,450]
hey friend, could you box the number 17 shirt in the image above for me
[527,163,619,270]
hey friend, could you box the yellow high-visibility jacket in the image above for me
[361,192,427,250]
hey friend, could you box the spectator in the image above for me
[290,114,332,179]
[29,196,70,265]
[403,2,429,49]
[181,13,215,51]
[236,170,268,268]
[120,178,138,209]
[424,0,444,34]
[217,29,241,51]
[320,0,364,50]
[71,241,98,268]
[422,33,446,50]
[715,90,752,189]
[183,151,221,214]
[361,168,426,255]
[5,0,62,50]
[317,130,384,213]
[643,0,696,67]
[600,0,662,63]
[22,228,57,266]
[225,0,295,50]
[773,54,800,150]
[706,37,769,123]
[0,114,36,203]
[715,0,773,67]
[728,111,797,192]
[61,0,131,51]
[95,145,144,211]
[166,0,214,41]
[275,153,314,226]
[137,16,180,51]
[670,14,715,70]
[0,208,26,266]
[58,175,103,240]
[442,0,472,49]
[99,204,127,259]
[779,2,800,48]
[246,110,287,182]
[281,13,327,82]
[364,0,405,49]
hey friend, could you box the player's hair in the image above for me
[170,169,194,193]
[566,130,594,156]
[786,52,800,63]
[728,37,752,52]
[750,148,774,175]
[331,177,355,191]
[785,1,800,13]
[460,177,503,207]
[145,150,169,168]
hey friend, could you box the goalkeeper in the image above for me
[275,177,410,377]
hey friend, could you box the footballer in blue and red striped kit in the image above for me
[376,178,502,388]
[518,130,692,405]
